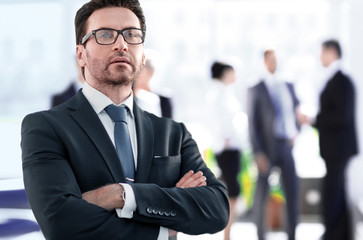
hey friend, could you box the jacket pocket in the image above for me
[147,155,181,187]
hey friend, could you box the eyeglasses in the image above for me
[81,28,145,45]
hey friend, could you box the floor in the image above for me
[0,211,325,240]
[179,222,325,240]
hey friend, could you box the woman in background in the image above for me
[204,62,244,240]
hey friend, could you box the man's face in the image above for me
[264,52,277,74]
[320,47,333,68]
[77,7,145,87]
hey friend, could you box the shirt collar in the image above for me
[326,59,341,80]
[82,81,134,117]
[263,69,277,88]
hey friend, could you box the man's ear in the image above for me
[76,45,86,67]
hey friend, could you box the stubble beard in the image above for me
[86,51,142,89]
[103,64,141,88]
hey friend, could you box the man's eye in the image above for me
[125,31,137,38]
[97,31,114,39]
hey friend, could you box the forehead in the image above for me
[86,7,141,31]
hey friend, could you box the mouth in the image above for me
[110,57,131,65]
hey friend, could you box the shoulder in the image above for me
[22,104,68,128]
[250,80,265,90]
[26,92,84,125]
[143,110,182,129]
[332,71,355,89]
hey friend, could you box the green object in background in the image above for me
[238,149,257,208]
[204,148,285,210]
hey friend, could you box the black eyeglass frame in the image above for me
[81,27,145,45]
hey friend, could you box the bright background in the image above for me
[1,0,363,239]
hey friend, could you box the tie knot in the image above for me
[105,104,128,123]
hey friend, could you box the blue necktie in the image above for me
[105,104,135,183]
[270,83,286,138]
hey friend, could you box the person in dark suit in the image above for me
[315,39,358,240]
[247,50,301,240]
[133,57,173,118]
[21,1,229,239]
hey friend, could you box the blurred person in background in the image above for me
[315,39,358,240]
[51,61,84,107]
[133,57,173,118]
[247,49,301,240]
[21,0,229,239]
[204,61,243,240]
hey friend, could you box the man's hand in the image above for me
[82,184,124,211]
[176,170,207,188]
[169,170,207,237]
[255,153,269,175]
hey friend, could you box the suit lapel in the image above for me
[133,101,154,183]
[260,81,275,109]
[67,91,125,183]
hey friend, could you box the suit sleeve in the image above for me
[21,113,159,240]
[247,87,264,154]
[130,123,229,235]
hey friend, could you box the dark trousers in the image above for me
[322,159,351,240]
[253,140,298,240]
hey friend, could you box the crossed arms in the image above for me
[21,112,229,239]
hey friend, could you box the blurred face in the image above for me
[221,69,236,85]
[264,51,277,74]
[320,46,335,68]
[76,7,145,88]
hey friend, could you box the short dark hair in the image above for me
[322,39,342,58]
[263,49,274,59]
[75,0,146,44]
[211,62,233,80]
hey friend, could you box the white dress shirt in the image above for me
[82,82,168,239]
[135,89,162,117]
[204,80,244,154]
[263,71,298,139]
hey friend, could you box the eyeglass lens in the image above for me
[95,29,143,45]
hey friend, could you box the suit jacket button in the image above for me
[153,208,159,215]
[165,211,170,216]
[147,207,153,214]
[158,209,165,216]
[171,210,177,217]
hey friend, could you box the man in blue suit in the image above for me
[248,50,300,240]
[21,0,229,239]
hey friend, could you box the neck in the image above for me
[87,80,133,105]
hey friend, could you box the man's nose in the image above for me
[113,34,128,52]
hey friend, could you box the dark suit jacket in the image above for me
[247,81,299,161]
[21,91,229,240]
[51,82,78,107]
[159,95,173,119]
[315,70,358,162]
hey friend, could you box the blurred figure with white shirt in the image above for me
[133,57,173,118]
[204,61,243,240]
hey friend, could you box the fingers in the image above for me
[176,170,207,188]
[175,170,194,187]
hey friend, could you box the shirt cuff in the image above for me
[116,183,136,219]
[158,227,169,240]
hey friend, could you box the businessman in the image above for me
[316,39,358,240]
[21,0,229,239]
[247,50,300,240]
